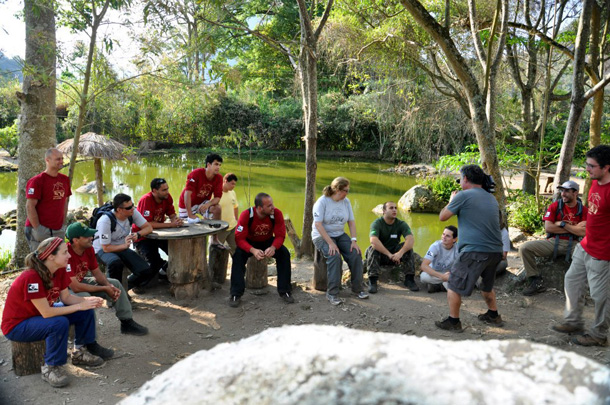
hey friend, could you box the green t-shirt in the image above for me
[369,217,412,252]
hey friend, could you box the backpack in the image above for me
[248,207,275,229]
[90,201,134,233]
[546,197,584,262]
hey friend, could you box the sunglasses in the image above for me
[121,205,134,210]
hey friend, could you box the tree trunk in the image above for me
[12,341,45,376]
[94,157,104,206]
[14,0,57,266]
[553,0,594,194]
[246,257,268,289]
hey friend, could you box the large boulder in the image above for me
[382,164,436,177]
[75,180,105,194]
[122,325,610,405]
[398,185,445,213]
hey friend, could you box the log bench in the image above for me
[12,340,45,376]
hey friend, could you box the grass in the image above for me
[0,248,12,271]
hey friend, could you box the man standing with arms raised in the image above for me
[25,148,72,251]
[437,165,504,332]
[552,145,610,347]
[179,153,223,246]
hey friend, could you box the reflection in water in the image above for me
[0,153,456,254]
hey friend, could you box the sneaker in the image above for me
[355,291,369,299]
[523,276,546,296]
[427,283,443,293]
[368,282,378,294]
[120,319,149,336]
[86,342,115,359]
[572,334,608,347]
[71,347,104,367]
[552,323,584,334]
[41,364,69,388]
[280,292,295,304]
[229,295,241,308]
[477,312,505,327]
[404,276,420,292]
[326,293,343,306]
[435,317,463,333]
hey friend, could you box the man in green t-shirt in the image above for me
[364,201,416,293]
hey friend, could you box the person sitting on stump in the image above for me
[1,237,112,388]
[420,226,459,293]
[229,193,294,307]
[364,201,417,293]
[519,180,586,296]
[66,222,148,337]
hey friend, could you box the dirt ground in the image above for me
[0,242,607,404]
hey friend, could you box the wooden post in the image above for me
[12,341,45,376]
[246,257,268,289]
[313,248,331,291]
[209,244,230,284]
[285,218,302,255]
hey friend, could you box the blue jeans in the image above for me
[313,233,364,295]
[97,248,153,290]
[5,310,97,366]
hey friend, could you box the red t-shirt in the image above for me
[581,180,610,260]
[67,243,98,282]
[132,192,176,238]
[25,172,72,229]
[1,267,71,335]
[178,168,223,209]
[235,207,286,252]
[543,200,588,240]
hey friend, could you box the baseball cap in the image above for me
[65,222,97,240]
[557,180,579,192]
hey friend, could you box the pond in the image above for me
[0,153,456,256]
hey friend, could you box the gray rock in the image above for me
[508,227,527,244]
[398,185,445,213]
[382,164,436,177]
[122,325,610,405]
[75,180,105,194]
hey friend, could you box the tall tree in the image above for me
[14,0,57,266]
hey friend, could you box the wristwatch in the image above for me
[559,221,566,228]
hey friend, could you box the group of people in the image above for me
[3,145,609,389]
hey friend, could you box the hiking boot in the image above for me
[41,364,69,388]
[404,275,420,292]
[229,295,241,308]
[435,317,463,333]
[552,323,584,334]
[523,276,546,296]
[355,291,369,299]
[86,342,115,359]
[572,334,608,347]
[427,283,443,293]
[120,319,149,336]
[131,286,146,295]
[71,347,104,367]
[478,312,505,327]
[280,292,295,304]
[326,293,343,306]
[368,278,378,294]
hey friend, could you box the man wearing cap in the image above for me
[519,180,587,296]
[66,222,148,337]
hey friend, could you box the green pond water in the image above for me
[0,153,456,255]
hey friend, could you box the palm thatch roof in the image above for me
[56,132,132,160]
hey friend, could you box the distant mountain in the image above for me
[0,52,23,82]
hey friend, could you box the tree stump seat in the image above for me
[209,245,230,285]
[246,257,268,289]
[12,340,45,376]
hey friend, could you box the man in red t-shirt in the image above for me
[229,193,293,307]
[178,153,223,246]
[66,222,148,337]
[552,145,610,347]
[25,148,72,251]
[519,180,587,296]
[133,178,183,278]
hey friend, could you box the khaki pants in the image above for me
[519,238,575,278]
[25,224,66,252]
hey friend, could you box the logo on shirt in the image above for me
[52,182,66,200]
[189,178,195,183]
[28,187,35,195]
[27,283,39,293]
[589,193,601,215]
[144,210,150,216]
[66,264,71,272]
[236,225,243,232]
[544,211,551,218]
[101,234,109,240]
[197,184,213,198]
[254,224,270,237]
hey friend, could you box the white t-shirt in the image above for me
[311,196,355,239]
[424,240,459,272]
[501,228,510,253]
[93,209,147,254]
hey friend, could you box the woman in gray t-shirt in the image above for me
[311,177,368,305]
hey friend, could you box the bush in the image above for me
[0,121,18,157]
[419,175,461,203]
[506,192,550,235]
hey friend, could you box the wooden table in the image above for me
[146,219,228,299]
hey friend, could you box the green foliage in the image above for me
[418,175,461,203]
[0,78,20,128]
[506,192,550,235]
[436,144,481,172]
[0,121,19,157]
[0,248,12,270]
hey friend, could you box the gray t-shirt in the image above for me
[446,188,502,253]
[93,209,147,254]
[424,240,459,272]
[311,196,355,239]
